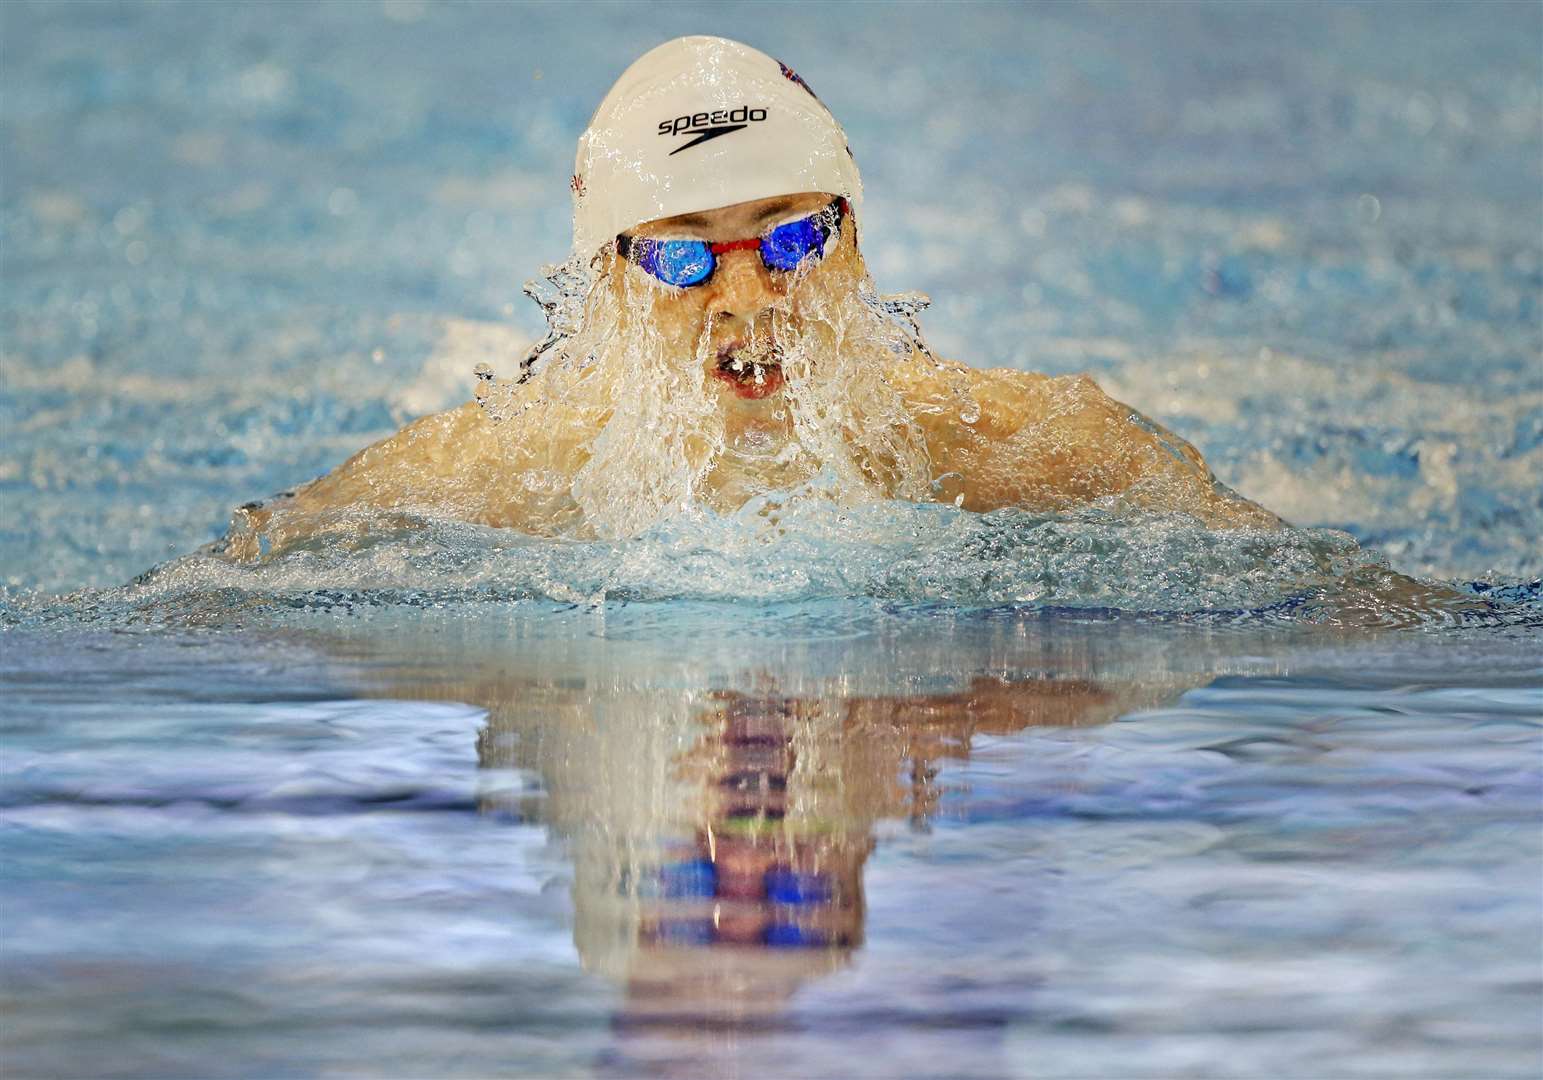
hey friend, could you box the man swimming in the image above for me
[223,35,1278,561]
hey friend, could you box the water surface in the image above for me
[4,606,1540,1077]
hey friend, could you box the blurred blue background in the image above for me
[3,0,1540,591]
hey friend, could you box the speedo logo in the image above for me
[657,106,768,155]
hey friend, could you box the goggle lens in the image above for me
[634,238,714,287]
[760,216,828,272]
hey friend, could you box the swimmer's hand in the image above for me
[217,489,343,563]
[216,489,454,563]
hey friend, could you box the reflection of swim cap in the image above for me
[572,35,863,258]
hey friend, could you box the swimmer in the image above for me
[222,36,1279,560]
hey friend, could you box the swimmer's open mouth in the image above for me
[713,341,784,400]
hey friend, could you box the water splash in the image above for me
[461,231,964,540]
[6,492,1537,633]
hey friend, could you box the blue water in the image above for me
[4,607,1541,1077]
[2,2,1541,1077]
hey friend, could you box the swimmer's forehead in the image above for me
[629,191,834,240]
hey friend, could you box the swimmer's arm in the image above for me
[901,362,1282,529]
[1110,399,1284,528]
[219,401,568,560]
[217,403,478,560]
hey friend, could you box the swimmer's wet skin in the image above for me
[220,36,1281,562]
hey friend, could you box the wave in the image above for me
[5,495,1538,632]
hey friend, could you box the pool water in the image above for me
[2,2,1540,1077]
[4,607,1540,1078]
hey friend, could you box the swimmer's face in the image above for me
[617,192,852,402]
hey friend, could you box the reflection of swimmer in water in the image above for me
[436,666,1185,1039]
[616,695,872,1032]
[222,35,1279,560]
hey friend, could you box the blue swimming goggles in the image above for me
[616,197,848,288]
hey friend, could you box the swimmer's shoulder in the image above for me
[897,357,1166,434]
[318,400,489,483]
[335,387,599,474]
[888,352,1093,439]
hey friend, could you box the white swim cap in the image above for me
[571,35,863,259]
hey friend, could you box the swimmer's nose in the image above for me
[705,248,780,322]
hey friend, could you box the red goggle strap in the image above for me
[709,237,762,255]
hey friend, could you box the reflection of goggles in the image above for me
[651,859,833,904]
[616,197,847,288]
[765,867,832,904]
[645,858,841,950]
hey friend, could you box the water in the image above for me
[2,2,1541,1077]
[4,608,1540,1077]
